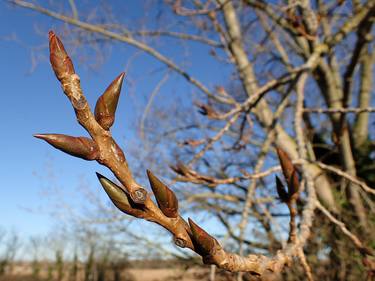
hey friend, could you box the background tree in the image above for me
[29,236,44,280]
[9,0,375,280]
[0,229,20,276]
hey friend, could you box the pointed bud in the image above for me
[194,102,219,119]
[147,170,178,218]
[188,218,219,256]
[275,176,289,202]
[49,31,75,81]
[276,147,294,182]
[96,173,144,217]
[94,73,125,130]
[34,134,98,160]
[276,147,300,199]
[97,173,131,207]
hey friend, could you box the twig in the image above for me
[188,112,241,165]
[314,161,375,196]
[315,200,371,255]
[131,30,223,48]
[303,107,375,114]
[11,0,233,105]
[140,73,169,140]
[297,247,314,281]
[68,0,78,19]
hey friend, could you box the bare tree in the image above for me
[0,229,20,276]
[29,236,44,280]
[11,0,375,280]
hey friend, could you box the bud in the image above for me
[194,102,219,119]
[276,147,294,182]
[34,134,98,160]
[147,170,178,218]
[276,147,300,198]
[49,31,75,81]
[94,72,125,130]
[96,173,144,217]
[188,218,219,256]
[275,176,289,202]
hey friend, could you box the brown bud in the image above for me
[275,176,289,202]
[194,102,219,119]
[181,139,204,147]
[276,147,294,182]
[188,218,219,256]
[94,72,125,130]
[96,173,144,217]
[276,147,300,198]
[34,134,98,160]
[147,170,178,218]
[49,31,75,81]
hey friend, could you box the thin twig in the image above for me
[304,107,375,114]
[314,161,375,196]
[140,73,169,140]
[11,0,233,105]
[315,200,371,255]
[188,112,241,165]
[297,247,314,281]
[132,30,223,48]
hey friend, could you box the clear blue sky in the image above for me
[0,1,228,239]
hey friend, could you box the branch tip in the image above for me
[49,30,75,81]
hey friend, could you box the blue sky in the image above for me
[0,1,229,240]
[0,3,96,237]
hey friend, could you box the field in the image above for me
[0,261,226,281]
